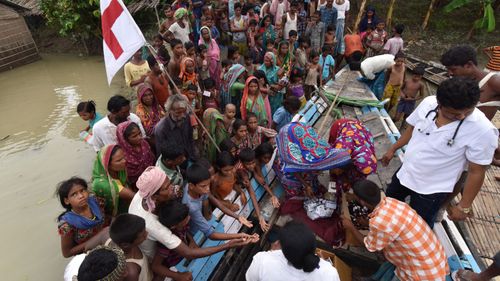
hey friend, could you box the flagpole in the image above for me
[146,43,221,153]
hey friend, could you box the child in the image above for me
[212,151,247,211]
[77,100,103,133]
[185,84,202,118]
[217,11,231,46]
[202,78,219,110]
[185,42,196,62]
[221,59,233,82]
[305,11,325,53]
[287,30,298,54]
[182,163,255,240]
[254,70,271,98]
[383,23,404,56]
[361,24,373,49]
[324,25,336,51]
[295,37,309,69]
[235,148,279,232]
[272,95,301,131]
[383,51,406,113]
[231,119,250,153]
[109,214,152,281]
[247,19,258,49]
[246,112,277,149]
[219,138,238,158]
[167,39,185,78]
[223,103,237,133]
[255,142,274,170]
[152,34,170,66]
[282,1,298,41]
[57,177,108,258]
[244,54,255,76]
[250,34,265,65]
[157,143,186,189]
[197,44,210,81]
[365,20,388,57]
[153,201,195,281]
[394,66,425,127]
[304,50,321,100]
[228,46,242,65]
[319,45,335,84]
[287,67,306,108]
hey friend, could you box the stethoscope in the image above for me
[417,106,465,147]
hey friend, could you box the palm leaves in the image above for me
[444,0,496,32]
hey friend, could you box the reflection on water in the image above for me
[0,54,125,280]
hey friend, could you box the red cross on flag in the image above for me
[100,0,146,85]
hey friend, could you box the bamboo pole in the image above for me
[353,0,368,32]
[422,0,437,30]
[154,4,161,30]
[317,85,344,135]
[146,44,221,153]
[386,0,397,28]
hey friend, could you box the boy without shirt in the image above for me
[383,51,406,112]
[394,66,425,128]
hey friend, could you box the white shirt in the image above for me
[333,0,350,19]
[64,253,86,281]
[128,193,182,260]
[245,250,341,281]
[398,96,498,194]
[168,21,191,45]
[360,54,394,80]
[91,113,146,151]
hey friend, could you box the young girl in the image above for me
[57,177,108,257]
[254,142,275,183]
[116,121,155,188]
[287,67,306,108]
[77,100,103,133]
[185,84,201,143]
[202,78,219,110]
[212,151,247,211]
[365,20,388,57]
[304,50,321,100]
[231,119,249,153]
[179,57,199,90]
[246,112,277,149]
[219,138,238,158]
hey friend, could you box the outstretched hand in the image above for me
[238,216,253,228]
[271,196,280,208]
[259,217,270,232]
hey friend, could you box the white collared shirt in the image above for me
[91,113,146,151]
[397,96,498,194]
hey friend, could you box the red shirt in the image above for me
[344,34,364,58]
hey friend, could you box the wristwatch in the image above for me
[456,203,472,214]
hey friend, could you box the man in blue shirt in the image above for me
[272,96,302,131]
[320,0,338,31]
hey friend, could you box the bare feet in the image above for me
[455,269,479,281]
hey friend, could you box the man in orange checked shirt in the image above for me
[342,180,449,281]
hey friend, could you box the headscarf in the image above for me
[203,108,228,162]
[222,64,246,94]
[277,41,291,74]
[92,144,128,216]
[116,121,155,184]
[240,76,272,127]
[74,245,127,281]
[258,52,280,85]
[359,5,378,32]
[179,57,198,87]
[276,122,351,173]
[328,119,377,191]
[135,83,165,137]
[136,166,167,212]
[174,8,188,20]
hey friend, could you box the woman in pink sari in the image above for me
[199,26,222,88]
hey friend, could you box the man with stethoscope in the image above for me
[381,77,498,228]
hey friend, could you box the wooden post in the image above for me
[353,0,368,32]
[386,0,397,28]
[422,0,437,30]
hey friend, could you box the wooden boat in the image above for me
[175,67,483,280]
[405,53,449,86]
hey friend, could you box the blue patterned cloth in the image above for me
[276,122,351,173]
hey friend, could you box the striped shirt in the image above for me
[486,46,500,71]
[364,197,449,281]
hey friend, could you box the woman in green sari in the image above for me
[240,76,273,128]
[91,144,135,216]
[203,108,228,162]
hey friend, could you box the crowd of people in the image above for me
[58,0,500,280]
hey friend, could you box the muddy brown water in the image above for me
[0,54,125,280]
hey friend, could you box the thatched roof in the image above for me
[128,0,162,14]
[8,0,40,15]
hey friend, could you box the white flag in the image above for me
[100,0,146,85]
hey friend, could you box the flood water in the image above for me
[0,54,125,280]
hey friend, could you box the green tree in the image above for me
[444,0,496,36]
